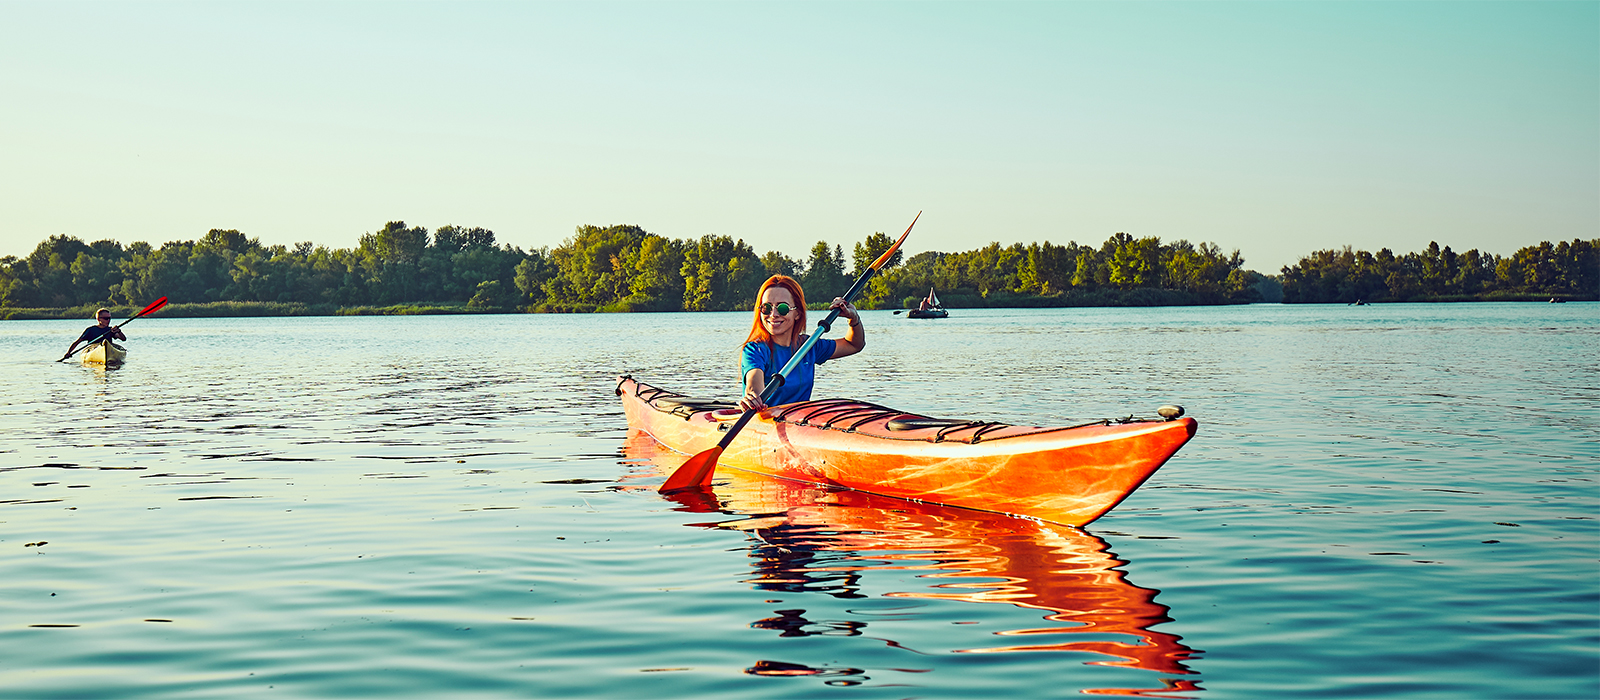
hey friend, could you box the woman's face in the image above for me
[758,286,798,340]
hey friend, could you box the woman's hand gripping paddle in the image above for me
[659,213,919,493]
[58,296,169,362]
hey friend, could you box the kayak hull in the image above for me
[82,340,127,365]
[617,376,1197,526]
[907,308,948,319]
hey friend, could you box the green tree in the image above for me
[845,232,907,308]
[618,236,686,311]
[69,253,116,304]
[0,256,23,307]
[761,250,800,279]
[513,249,558,307]
[1552,239,1598,294]
[1017,242,1074,296]
[802,241,848,301]
[358,221,430,304]
[467,279,517,309]
[681,235,761,311]
[542,224,650,308]
[1107,235,1161,289]
[850,232,905,278]
[23,235,93,306]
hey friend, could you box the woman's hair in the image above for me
[745,275,808,347]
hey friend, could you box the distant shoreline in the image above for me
[3,292,1591,320]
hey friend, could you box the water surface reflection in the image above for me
[621,432,1203,697]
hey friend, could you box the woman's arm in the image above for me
[739,368,767,411]
[830,298,864,359]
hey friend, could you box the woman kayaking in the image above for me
[64,307,126,358]
[738,275,863,411]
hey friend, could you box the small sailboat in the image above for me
[907,287,948,319]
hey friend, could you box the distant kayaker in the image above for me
[738,275,863,411]
[65,307,126,357]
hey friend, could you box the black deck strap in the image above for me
[775,399,861,425]
[760,395,1134,444]
[809,406,874,427]
[857,417,1125,444]
[886,418,971,431]
[968,422,1011,443]
[841,410,911,432]
[635,384,674,404]
[934,422,988,442]
[656,397,736,410]
[811,406,898,432]
[631,382,701,420]
[649,397,733,421]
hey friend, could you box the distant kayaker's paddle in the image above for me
[659,213,920,493]
[58,296,168,362]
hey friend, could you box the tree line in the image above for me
[1,221,1591,314]
[0,222,1268,312]
[0,223,530,312]
[1280,240,1597,303]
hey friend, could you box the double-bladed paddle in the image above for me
[58,296,169,362]
[659,213,920,493]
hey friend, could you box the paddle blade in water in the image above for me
[659,446,722,493]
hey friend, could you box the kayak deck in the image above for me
[618,376,1197,526]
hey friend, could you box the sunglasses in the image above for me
[759,302,793,317]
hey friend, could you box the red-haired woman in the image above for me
[737,274,864,411]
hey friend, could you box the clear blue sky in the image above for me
[2,1,1595,273]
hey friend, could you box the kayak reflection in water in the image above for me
[65,307,126,357]
[734,501,1201,673]
[738,275,863,412]
[622,434,1203,695]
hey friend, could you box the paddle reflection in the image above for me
[623,432,1203,695]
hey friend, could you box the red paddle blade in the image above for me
[140,296,169,316]
[659,446,723,493]
[868,211,919,271]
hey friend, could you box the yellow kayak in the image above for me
[82,340,127,365]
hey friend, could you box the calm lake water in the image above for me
[1,304,1595,699]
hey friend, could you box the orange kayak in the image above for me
[616,376,1198,526]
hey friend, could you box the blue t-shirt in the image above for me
[741,337,837,407]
